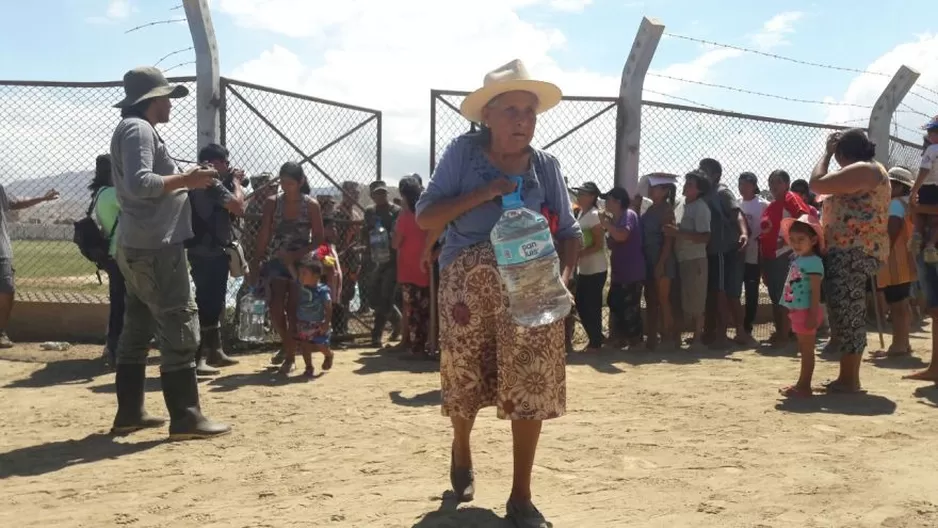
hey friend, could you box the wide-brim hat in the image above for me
[780,213,825,251]
[888,167,914,188]
[114,66,189,108]
[460,59,562,123]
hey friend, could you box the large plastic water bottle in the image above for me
[370,219,391,264]
[490,176,571,327]
[238,290,268,342]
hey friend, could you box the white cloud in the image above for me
[548,0,593,13]
[86,0,132,24]
[750,11,803,50]
[222,0,746,181]
[823,33,938,167]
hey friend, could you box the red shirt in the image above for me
[395,209,430,287]
[759,191,810,259]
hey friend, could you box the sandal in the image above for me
[277,358,295,376]
[822,380,867,394]
[870,347,912,359]
[449,446,474,502]
[322,352,334,371]
[302,366,314,379]
[505,500,552,528]
[779,385,813,398]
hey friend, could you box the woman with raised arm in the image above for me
[810,129,890,393]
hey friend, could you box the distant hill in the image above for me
[3,174,398,223]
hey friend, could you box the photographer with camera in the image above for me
[187,143,246,376]
[108,66,230,441]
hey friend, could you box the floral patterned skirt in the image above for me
[439,242,566,421]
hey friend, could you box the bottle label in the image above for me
[494,229,556,266]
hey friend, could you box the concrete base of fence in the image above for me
[9,298,107,343]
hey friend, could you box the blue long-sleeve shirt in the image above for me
[416,133,581,269]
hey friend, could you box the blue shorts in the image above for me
[916,255,938,309]
[297,322,331,345]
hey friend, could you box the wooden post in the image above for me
[868,65,919,165]
[614,17,664,195]
[183,0,221,152]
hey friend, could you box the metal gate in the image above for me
[0,76,382,343]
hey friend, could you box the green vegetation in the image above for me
[11,240,107,295]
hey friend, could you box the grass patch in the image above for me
[11,240,107,295]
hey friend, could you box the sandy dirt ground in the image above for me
[1,327,937,528]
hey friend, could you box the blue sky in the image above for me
[1,0,936,184]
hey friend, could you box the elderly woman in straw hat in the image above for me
[416,60,580,527]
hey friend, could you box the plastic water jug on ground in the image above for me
[490,175,571,327]
[370,219,391,265]
[238,290,268,343]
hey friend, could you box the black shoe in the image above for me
[203,327,239,367]
[505,500,552,528]
[194,340,220,376]
[110,364,166,435]
[160,368,231,441]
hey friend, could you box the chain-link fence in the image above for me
[430,90,923,344]
[0,76,382,343]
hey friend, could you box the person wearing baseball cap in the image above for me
[599,186,646,347]
[363,180,402,346]
[108,66,230,440]
[569,182,606,350]
[910,115,938,262]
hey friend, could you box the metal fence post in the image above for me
[183,0,221,153]
[615,16,664,195]
[868,65,919,165]
[218,77,227,147]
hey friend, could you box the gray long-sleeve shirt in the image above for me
[110,116,192,249]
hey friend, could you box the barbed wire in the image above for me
[170,3,183,10]
[162,61,195,74]
[907,90,938,109]
[642,88,723,111]
[663,31,938,100]
[154,46,194,67]
[901,102,932,120]
[647,72,875,109]
[125,18,186,34]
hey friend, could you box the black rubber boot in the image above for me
[161,367,231,441]
[110,364,166,435]
[195,339,220,376]
[204,326,238,367]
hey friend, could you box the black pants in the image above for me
[188,253,230,328]
[608,281,643,341]
[575,271,607,347]
[103,259,126,353]
[743,263,761,334]
[370,263,401,340]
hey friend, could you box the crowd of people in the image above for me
[3,60,935,528]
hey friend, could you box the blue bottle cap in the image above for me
[501,175,524,209]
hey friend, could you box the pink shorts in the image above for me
[788,309,822,334]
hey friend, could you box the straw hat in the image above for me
[887,167,914,189]
[460,59,562,123]
[780,213,825,251]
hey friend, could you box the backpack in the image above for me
[73,188,117,271]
